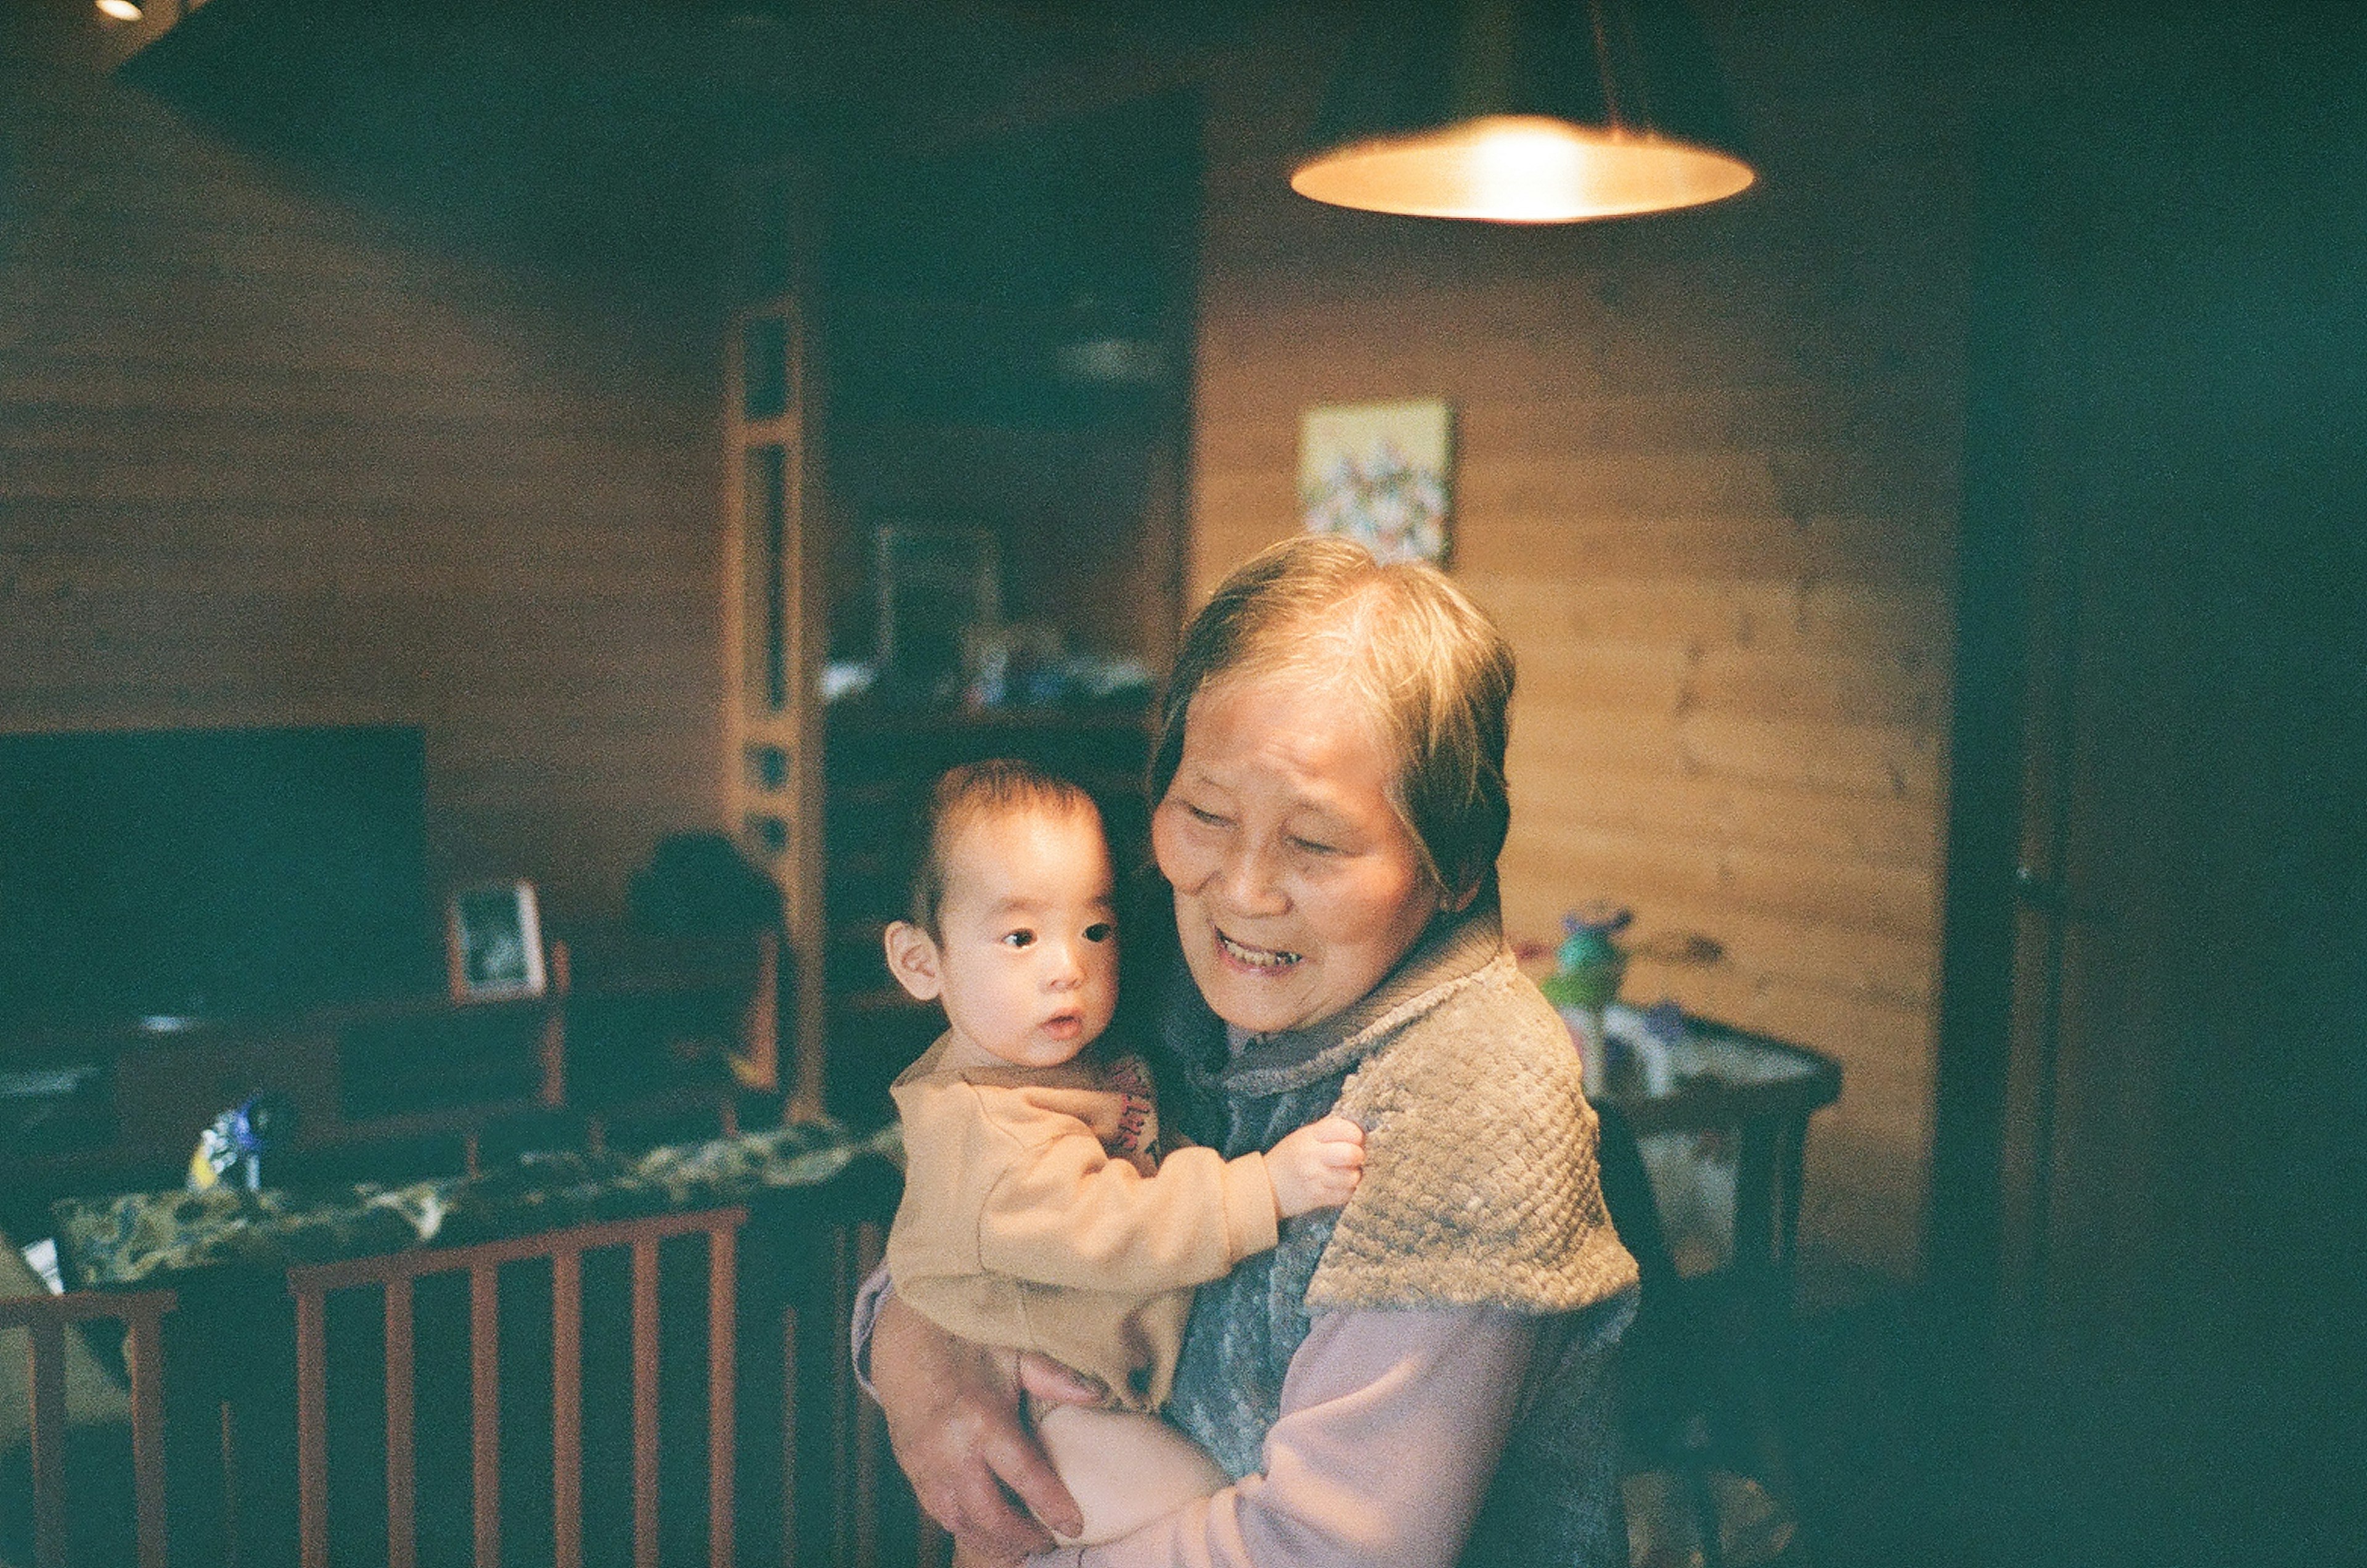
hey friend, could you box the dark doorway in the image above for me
[1932,7,2367,1564]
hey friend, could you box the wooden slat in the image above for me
[1502,635,1942,733]
[539,939,572,1108]
[633,1236,661,1568]
[1508,819,1939,944]
[385,1277,418,1568]
[294,1286,330,1568]
[28,1317,68,1568]
[471,1262,501,1568]
[124,1304,171,1568]
[553,1248,584,1568]
[779,1303,799,1568]
[1498,761,1940,871]
[1511,706,1941,807]
[707,1225,738,1568]
[1463,571,1952,661]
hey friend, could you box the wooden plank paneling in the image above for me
[1186,1,1976,1278]
[1500,766,1939,872]
[0,30,725,923]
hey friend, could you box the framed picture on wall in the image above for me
[446,881,546,1003]
[1299,398,1455,566]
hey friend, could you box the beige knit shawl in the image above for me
[1306,948,1640,1312]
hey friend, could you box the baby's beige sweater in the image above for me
[884,1038,1280,1410]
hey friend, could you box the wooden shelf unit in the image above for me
[724,296,828,1123]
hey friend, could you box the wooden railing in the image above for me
[0,1288,177,1568]
[287,1207,746,1568]
[5,1159,911,1567]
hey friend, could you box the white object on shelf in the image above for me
[18,1238,63,1294]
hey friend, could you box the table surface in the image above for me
[1591,1004,1842,1137]
[48,1118,901,1289]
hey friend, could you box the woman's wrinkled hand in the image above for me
[869,1291,1097,1566]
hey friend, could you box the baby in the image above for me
[881,759,1365,1545]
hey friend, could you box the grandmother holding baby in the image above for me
[865,535,1640,1567]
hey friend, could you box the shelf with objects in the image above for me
[733,91,1200,1129]
[1538,909,1842,1568]
[1538,908,1843,1289]
[0,725,791,1226]
[0,915,782,1233]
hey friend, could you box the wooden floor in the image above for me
[1770,1289,1981,1568]
[1756,1283,2322,1568]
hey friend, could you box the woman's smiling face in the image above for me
[1152,668,1443,1037]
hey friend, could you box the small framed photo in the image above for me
[1299,398,1455,566]
[446,881,547,1003]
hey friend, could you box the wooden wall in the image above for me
[0,4,726,924]
[1187,2,1983,1280]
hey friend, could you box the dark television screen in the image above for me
[0,725,437,1027]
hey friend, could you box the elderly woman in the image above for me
[866,535,1640,1567]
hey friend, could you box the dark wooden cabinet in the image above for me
[1,933,771,1222]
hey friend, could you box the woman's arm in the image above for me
[867,1287,1090,1560]
[1037,1305,1537,1568]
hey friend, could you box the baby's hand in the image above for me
[1267,1114,1365,1219]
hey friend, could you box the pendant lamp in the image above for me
[1291,0,1756,223]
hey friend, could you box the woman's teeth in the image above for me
[1219,931,1301,970]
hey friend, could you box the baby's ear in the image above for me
[883,921,944,1002]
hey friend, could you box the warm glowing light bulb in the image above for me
[1293,113,1754,224]
[96,0,145,19]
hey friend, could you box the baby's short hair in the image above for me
[907,759,1101,937]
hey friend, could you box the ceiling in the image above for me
[102,0,1280,352]
[115,0,1297,156]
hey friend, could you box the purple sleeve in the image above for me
[1032,1306,1537,1568]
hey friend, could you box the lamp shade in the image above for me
[1291,0,1756,223]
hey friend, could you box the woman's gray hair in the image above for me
[1150,535,1516,903]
